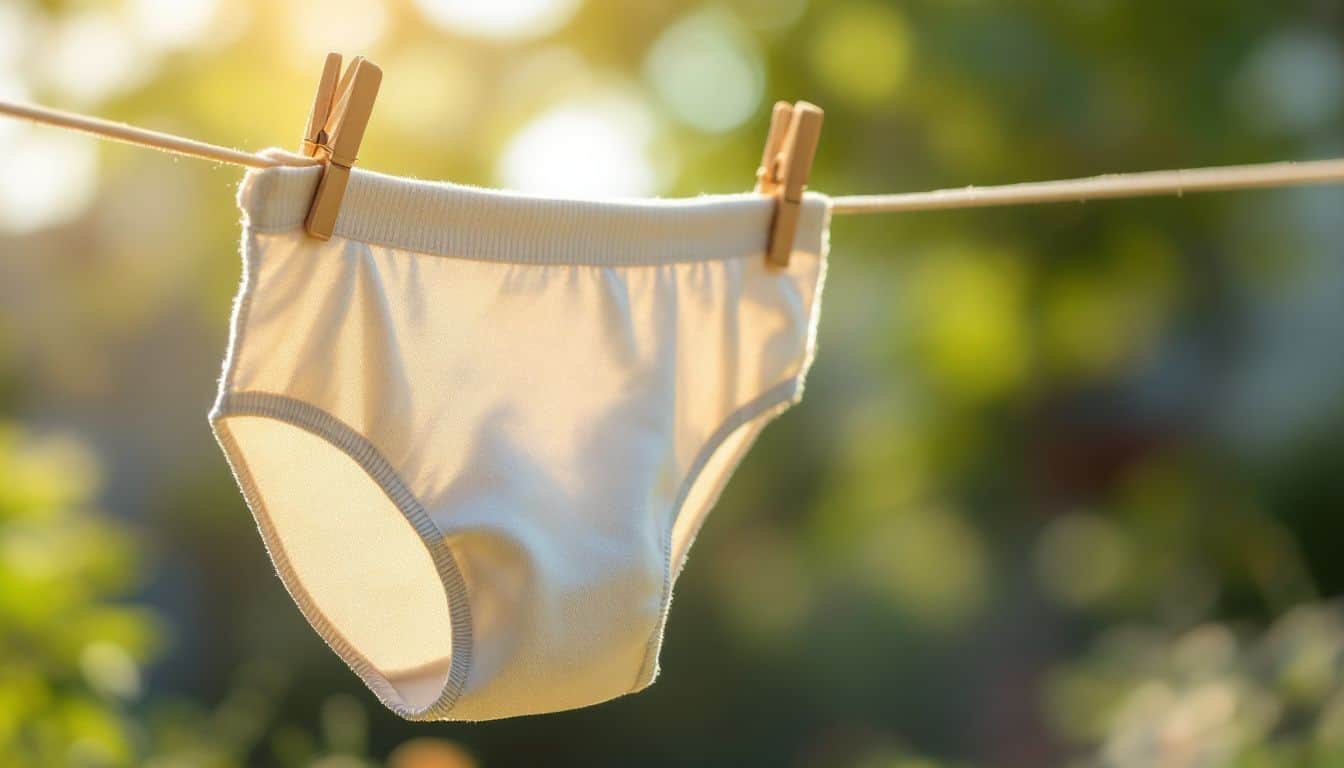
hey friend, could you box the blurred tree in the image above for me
[1046,603,1344,767]
[3,0,1344,765]
[0,424,157,766]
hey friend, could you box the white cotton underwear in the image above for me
[210,158,830,721]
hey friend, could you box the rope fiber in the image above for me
[0,100,319,170]
[5,98,1344,214]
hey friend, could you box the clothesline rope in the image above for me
[831,159,1344,214]
[6,98,1344,213]
[0,100,319,170]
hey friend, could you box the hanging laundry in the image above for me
[4,48,1344,723]
[209,158,831,720]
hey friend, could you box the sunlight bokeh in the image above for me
[378,47,482,141]
[1234,29,1344,136]
[5,1,1344,765]
[497,95,659,197]
[0,4,31,76]
[644,8,765,133]
[126,0,221,51]
[40,11,152,106]
[289,0,388,60]
[411,0,581,40]
[0,129,98,233]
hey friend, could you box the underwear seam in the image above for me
[631,376,803,692]
[209,391,474,721]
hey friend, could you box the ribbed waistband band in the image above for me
[237,149,832,267]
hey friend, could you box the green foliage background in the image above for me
[3,0,1344,765]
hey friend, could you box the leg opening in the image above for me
[634,380,799,690]
[669,381,800,578]
[669,419,769,578]
[216,412,467,718]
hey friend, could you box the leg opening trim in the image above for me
[211,391,473,721]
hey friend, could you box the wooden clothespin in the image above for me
[755,100,823,268]
[302,53,350,158]
[302,53,382,240]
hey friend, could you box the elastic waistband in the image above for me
[236,150,831,267]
